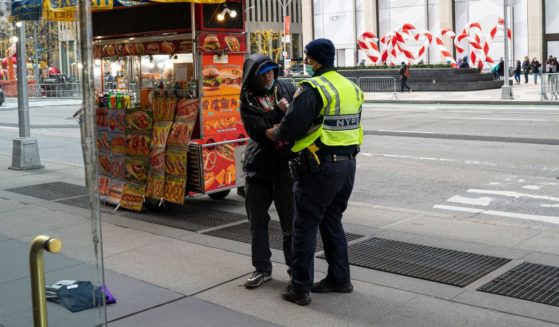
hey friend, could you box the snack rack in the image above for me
[92,0,247,211]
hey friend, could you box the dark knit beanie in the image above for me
[304,38,336,67]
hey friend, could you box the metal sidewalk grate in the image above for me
[5,182,87,201]
[478,262,559,307]
[329,238,511,287]
[203,221,364,253]
[117,203,247,232]
[55,195,119,215]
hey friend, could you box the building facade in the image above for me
[245,0,304,63]
[303,0,553,68]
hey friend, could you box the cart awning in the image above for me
[11,0,226,22]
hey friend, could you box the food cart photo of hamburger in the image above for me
[92,0,248,212]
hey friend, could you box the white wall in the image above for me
[545,0,559,34]
[313,0,359,65]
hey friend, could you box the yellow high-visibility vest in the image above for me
[292,71,364,153]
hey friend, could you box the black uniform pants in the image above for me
[290,158,356,293]
[245,166,293,274]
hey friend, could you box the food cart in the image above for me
[92,0,247,211]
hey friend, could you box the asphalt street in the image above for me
[1,100,558,228]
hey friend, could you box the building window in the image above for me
[292,33,301,60]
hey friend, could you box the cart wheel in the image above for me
[208,190,231,200]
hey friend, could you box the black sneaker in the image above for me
[244,271,271,289]
[311,278,353,293]
[281,283,311,306]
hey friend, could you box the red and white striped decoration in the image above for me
[414,30,434,61]
[357,32,381,65]
[435,28,457,68]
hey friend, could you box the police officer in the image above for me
[266,38,363,305]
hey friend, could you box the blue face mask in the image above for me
[305,64,314,76]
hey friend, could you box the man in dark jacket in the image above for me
[240,54,297,289]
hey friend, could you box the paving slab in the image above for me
[0,204,88,239]
[373,295,557,327]
[0,263,183,327]
[383,215,540,248]
[109,297,281,327]
[103,238,252,295]
[0,238,83,284]
[196,266,418,327]
[343,205,420,228]
[514,231,559,256]
[453,290,559,325]
[102,214,195,240]
[0,197,26,214]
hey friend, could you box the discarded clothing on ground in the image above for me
[46,280,116,312]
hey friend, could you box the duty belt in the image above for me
[318,154,355,163]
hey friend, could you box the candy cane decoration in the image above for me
[481,18,513,67]
[455,22,484,68]
[357,32,381,65]
[414,30,433,62]
[436,28,457,68]
[380,32,398,66]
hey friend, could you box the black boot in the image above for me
[280,283,311,306]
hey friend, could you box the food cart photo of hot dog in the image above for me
[92,0,248,212]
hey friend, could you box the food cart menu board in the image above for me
[202,144,237,193]
[201,53,245,139]
[199,33,246,54]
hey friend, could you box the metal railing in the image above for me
[32,82,82,98]
[358,77,398,98]
[278,76,398,99]
[541,73,559,101]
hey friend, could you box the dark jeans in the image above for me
[524,71,529,83]
[290,158,356,293]
[245,166,293,274]
[401,76,411,92]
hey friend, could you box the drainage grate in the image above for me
[478,262,559,307]
[5,182,87,201]
[327,238,511,287]
[203,221,364,253]
[55,195,119,215]
[118,203,247,232]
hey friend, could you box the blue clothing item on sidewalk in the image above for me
[46,280,115,312]
[290,158,356,293]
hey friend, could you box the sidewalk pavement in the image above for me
[2,156,559,326]
[365,82,558,105]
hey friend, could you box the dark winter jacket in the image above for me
[240,54,296,179]
[531,60,541,74]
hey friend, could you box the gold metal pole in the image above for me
[29,235,62,327]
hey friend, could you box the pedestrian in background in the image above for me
[497,58,505,79]
[398,61,411,93]
[459,56,470,69]
[514,60,521,85]
[522,56,531,83]
[531,57,541,85]
[240,54,296,289]
[266,38,363,306]
[546,55,554,73]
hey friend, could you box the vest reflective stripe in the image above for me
[323,113,361,131]
[317,76,341,115]
[292,71,364,152]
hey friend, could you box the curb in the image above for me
[364,99,559,106]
